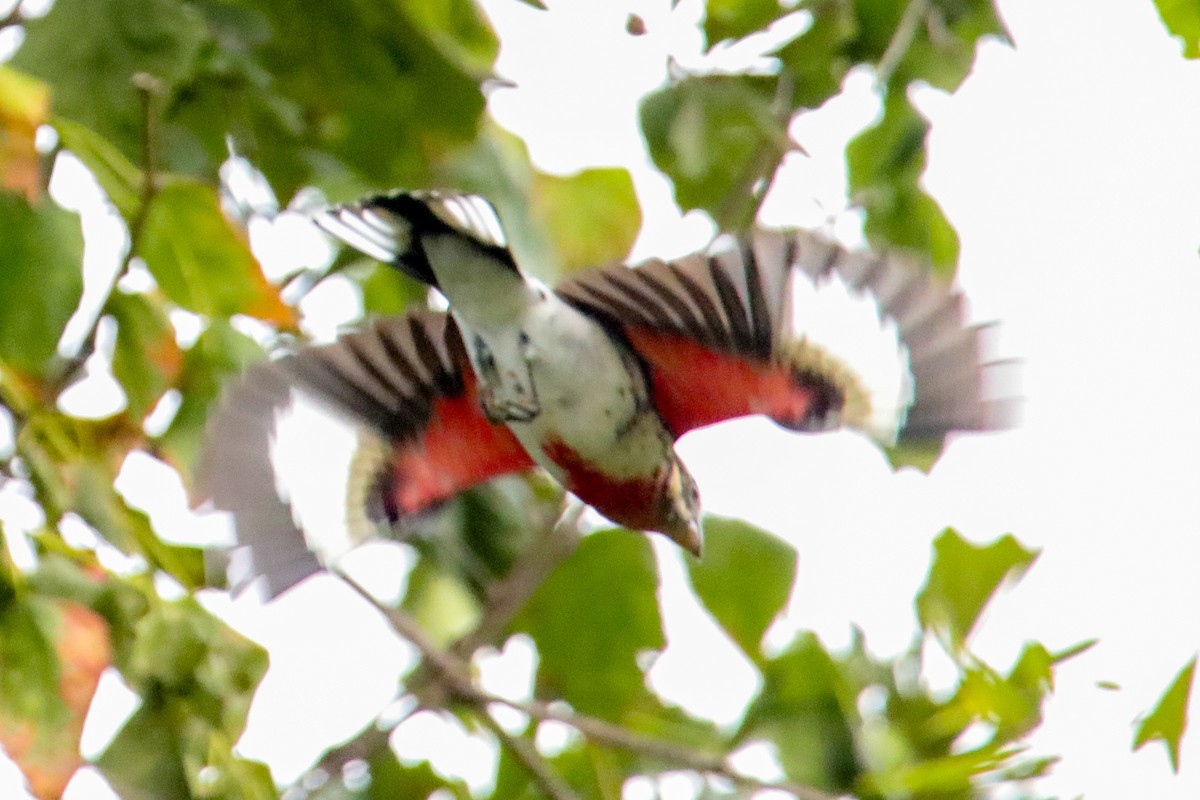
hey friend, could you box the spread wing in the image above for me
[197,310,534,596]
[556,230,1015,447]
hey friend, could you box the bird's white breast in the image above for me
[456,287,668,483]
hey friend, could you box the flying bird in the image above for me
[199,190,1013,596]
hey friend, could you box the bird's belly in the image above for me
[497,310,668,484]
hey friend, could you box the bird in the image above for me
[198,190,1015,597]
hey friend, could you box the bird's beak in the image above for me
[667,518,703,558]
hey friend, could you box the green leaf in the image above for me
[640,74,791,231]
[846,94,959,274]
[514,529,664,720]
[704,0,787,49]
[400,558,481,648]
[773,0,858,110]
[96,705,191,800]
[865,743,1015,796]
[139,181,294,323]
[0,193,84,378]
[1134,655,1196,772]
[402,0,500,77]
[67,460,206,590]
[0,596,69,734]
[530,167,642,272]
[12,0,208,174]
[358,261,429,317]
[1155,0,1200,58]
[53,117,143,221]
[107,290,183,421]
[916,529,1038,654]
[740,632,859,790]
[685,515,796,662]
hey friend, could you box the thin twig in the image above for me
[476,712,581,800]
[336,569,846,800]
[0,2,23,29]
[875,0,931,88]
[488,695,844,800]
[51,73,164,393]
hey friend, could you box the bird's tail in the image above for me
[314,190,513,287]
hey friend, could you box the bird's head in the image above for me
[658,458,702,557]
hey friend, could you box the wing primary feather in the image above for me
[737,237,776,359]
[600,269,690,330]
[706,254,756,352]
[631,265,714,343]
[667,260,734,348]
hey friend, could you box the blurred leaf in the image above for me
[865,743,1016,796]
[896,0,1009,92]
[530,167,642,271]
[53,117,142,221]
[0,66,50,201]
[12,0,207,173]
[69,463,206,590]
[101,597,270,798]
[359,261,429,317]
[140,180,296,324]
[0,592,109,800]
[181,0,490,199]
[17,411,206,587]
[773,0,857,109]
[846,94,959,273]
[641,74,790,231]
[740,632,859,790]
[0,193,84,379]
[704,0,787,49]
[403,0,499,77]
[1134,655,1196,772]
[157,319,264,475]
[107,290,183,421]
[884,438,944,472]
[685,515,795,662]
[1155,0,1200,58]
[515,529,663,721]
[96,705,191,800]
[916,529,1038,654]
[401,558,481,648]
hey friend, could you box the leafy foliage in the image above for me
[0,0,1172,797]
[1134,656,1197,772]
[1154,0,1200,58]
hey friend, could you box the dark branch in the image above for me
[0,3,23,30]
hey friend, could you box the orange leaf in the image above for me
[0,67,49,202]
[0,600,110,800]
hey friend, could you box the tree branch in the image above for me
[0,3,23,30]
[476,712,581,800]
[335,567,847,800]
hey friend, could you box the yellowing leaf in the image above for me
[0,67,49,202]
[531,167,642,272]
[1134,655,1196,772]
[916,529,1037,655]
[139,181,296,326]
[0,596,110,800]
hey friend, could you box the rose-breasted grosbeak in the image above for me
[199,191,1013,596]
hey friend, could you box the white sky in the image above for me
[3,0,1200,798]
